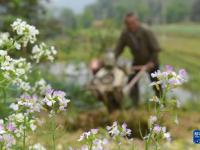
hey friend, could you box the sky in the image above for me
[48,0,97,14]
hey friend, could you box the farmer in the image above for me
[115,12,162,106]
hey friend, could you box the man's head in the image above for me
[124,12,140,32]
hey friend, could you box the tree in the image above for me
[59,8,77,29]
[191,0,200,22]
[80,0,196,25]
[0,0,47,31]
[165,0,192,23]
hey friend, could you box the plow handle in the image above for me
[123,65,147,95]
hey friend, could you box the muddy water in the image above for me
[41,62,195,104]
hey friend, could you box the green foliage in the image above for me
[191,0,200,22]
[154,24,200,93]
[0,103,10,118]
[0,0,46,31]
[81,0,194,25]
[166,0,192,23]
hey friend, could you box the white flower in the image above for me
[0,50,7,56]
[9,113,24,123]
[2,134,16,149]
[31,43,57,63]
[107,121,131,138]
[0,120,5,134]
[42,89,70,113]
[79,138,108,150]
[0,119,4,124]
[91,129,98,135]
[163,132,171,142]
[10,103,19,111]
[0,33,10,47]
[149,96,160,103]
[151,70,162,78]
[30,121,37,131]
[92,138,108,150]
[152,125,161,134]
[121,123,132,136]
[1,56,31,87]
[78,129,98,142]
[80,145,89,150]
[14,42,21,50]
[107,121,120,137]
[13,94,42,114]
[12,79,31,92]
[32,79,51,95]
[150,124,171,142]
[11,19,39,46]
[15,125,24,138]
[78,132,91,142]
[29,143,46,150]
[150,66,187,89]
[46,99,53,107]
[161,126,166,133]
[0,119,18,149]
[149,116,157,125]
[0,54,32,92]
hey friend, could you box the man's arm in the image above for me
[146,29,161,65]
[115,31,126,59]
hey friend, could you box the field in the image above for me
[49,24,200,94]
[1,0,200,149]
[0,20,200,149]
[29,24,200,149]
[155,24,200,93]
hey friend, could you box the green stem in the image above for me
[5,36,24,52]
[2,88,6,104]
[145,125,155,150]
[161,87,169,107]
[89,142,93,150]
[145,140,149,150]
[23,115,26,150]
[154,143,158,150]
[0,143,3,150]
[51,113,56,150]
[118,144,121,150]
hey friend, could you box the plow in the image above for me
[89,63,147,112]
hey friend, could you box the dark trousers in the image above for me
[128,65,161,106]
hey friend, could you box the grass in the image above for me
[153,23,200,38]
[30,107,200,150]
[158,35,200,92]
[156,24,200,93]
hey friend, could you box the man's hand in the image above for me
[145,62,155,71]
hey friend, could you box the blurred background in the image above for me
[0,0,200,149]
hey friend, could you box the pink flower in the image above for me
[164,132,171,142]
[7,123,16,132]
[153,125,161,134]
[179,69,187,78]
[165,65,173,72]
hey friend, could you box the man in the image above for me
[115,12,161,106]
